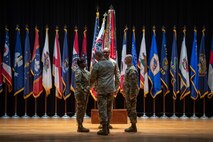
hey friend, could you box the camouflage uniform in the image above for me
[90,58,120,126]
[74,67,90,126]
[123,65,139,124]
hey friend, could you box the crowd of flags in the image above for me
[0,9,213,104]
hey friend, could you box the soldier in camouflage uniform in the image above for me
[90,51,120,135]
[75,57,90,133]
[96,48,120,130]
[123,54,139,132]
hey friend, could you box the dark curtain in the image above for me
[0,0,213,117]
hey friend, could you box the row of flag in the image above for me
[0,8,212,102]
[126,26,213,100]
[0,26,88,101]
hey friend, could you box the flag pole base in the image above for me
[190,113,198,119]
[140,113,149,119]
[32,113,40,118]
[22,113,30,118]
[42,113,50,118]
[170,113,178,119]
[150,113,158,119]
[12,113,20,119]
[62,113,70,119]
[160,113,168,119]
[52,113,60,118]
[180,113,188,119]
[200,113,208,119]
[1,113,10,119]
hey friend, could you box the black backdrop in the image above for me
[0,0,213,117]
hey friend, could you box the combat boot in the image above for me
[124,123,137,132]
[98,124,113,129]
[77,124,90,132]
[97,124,108,135]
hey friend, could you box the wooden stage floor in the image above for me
[1,117,213,142]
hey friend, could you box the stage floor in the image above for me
[1,117,213,142]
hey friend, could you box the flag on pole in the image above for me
[31,27,43,98]
[170,27,179,100]
[148,28,162,98]
[138,27,149,97]
[81,27,88,69]
[105,6,117,62]
[190,28,199,100]
[42,27,52,96]
[160,27,170,96]
[198,28,208,98]
[62,27,71,100]
[53,28,63,99]
[131,27,138,69]
[24,27,33,99]
[13,26,24,96]
[0,52,3,93]
[90,14,107,101]
[2,27,12,93]
[90,10,100,71]
[179,28,190,100]
[120,27,127,96]
[208,36,213,98]
[71,27,80,92]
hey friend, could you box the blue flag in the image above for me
[198,31,208,98]
[148,31,162,98]
[170,30,179,100]
[14,27,24,96]
[24,28,33,99]
[160,29,170,96]
[90,11,100,71]
[62,29,71,99]
[131,28,138,69]
[190,30,199,100]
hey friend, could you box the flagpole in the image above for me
[52,97,60,118]
[201,97,207,119]
[191,100,198,119]
[151,98,157,118]
[161,89,168,119]
[170,99,178,119]
[22,99,29,118]
[141,96,148,119]
[42,95,49,118]
[62,99,70,118]
[32,98,39,118]
[12,95,19,118]
[2,84,9,118]
[180,98,188,119]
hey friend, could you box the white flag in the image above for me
[42,29,52,95]
[179,35,190,100]
[138,30,149,96]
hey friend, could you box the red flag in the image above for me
[31,28,43,98]
[2,28,12,93]
[53,29,63,99]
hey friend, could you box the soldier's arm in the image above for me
[75,70,84,93]
[90,64,98,88]
[114,63,121,91]
[129,70,139,95]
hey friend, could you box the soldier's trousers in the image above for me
[75,93,89,125]
[97,93,114,125]
[125,94,137,124]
